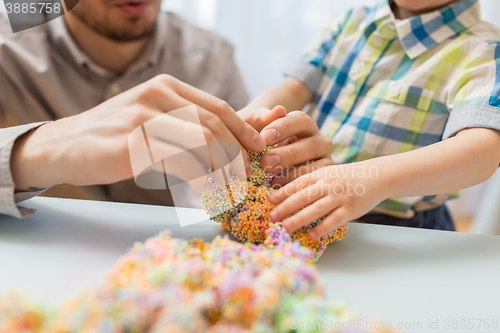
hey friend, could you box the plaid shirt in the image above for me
[286,0,500,218]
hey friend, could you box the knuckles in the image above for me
[281,145,296,164]
[125,107,151,126]
[136,74,179,103]
[203,112,225,135]
[314,201,326,212]
[214,98,231,114]
[323,137,334,154]
[152,74,176,86]
[291,110,310,122]
[136,84,165,103]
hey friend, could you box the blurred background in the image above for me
[0,0,499,233]
[161,0,500,235]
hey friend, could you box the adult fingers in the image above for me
[197,108,253,178]
[159,105,249,181]
[153,106,245,180]
[161,75,267,153]
[127,109,215,189]
[147,138,209,192]
[141,112,214,168]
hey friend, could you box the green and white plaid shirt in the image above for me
[286,0,500,218]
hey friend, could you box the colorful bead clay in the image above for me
[202,147,348,261]
[0,232,393,333]
[0,151,380,332]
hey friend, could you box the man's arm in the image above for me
[0,123,48,218]
[269,127,500,239]
[6,75,266,217]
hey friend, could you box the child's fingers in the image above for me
[271,158,334,188]
[268,175,315,204]
[261,111,317,146]
[265,105,288,126]
[309,207,349,240]
[241,105,287,132]
[282,196,339,233]
[261,137,333,173]
[269,185,324,223]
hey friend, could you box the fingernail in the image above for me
[270,210,279,221]
[268,194,277,204]
[265,155,281,168]
[283,218,294,231]
[261,129,278,143]
[254,133,266,150]
[309,231,318,240]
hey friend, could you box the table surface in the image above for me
[1,197,500,333]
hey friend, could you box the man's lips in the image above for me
[115,1,149,17]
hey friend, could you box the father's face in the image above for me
[70,0,162,42]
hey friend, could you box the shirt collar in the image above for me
[47,14,166,78]
[360,0,482,59]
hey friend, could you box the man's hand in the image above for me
[11,75,266,191]
[260,111,334,188]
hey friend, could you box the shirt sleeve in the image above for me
[285,8,353,93]
[443,42,500,139]
[0,122,48,218]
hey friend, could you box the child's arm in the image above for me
[269,127,500,239]
[238,77,313,132]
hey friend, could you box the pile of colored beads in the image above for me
[0,232,390,333]
[201,147,348,261]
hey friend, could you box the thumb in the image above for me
[263,106,287,128]
[240,105,287,132]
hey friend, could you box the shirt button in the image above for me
[358,50,370,61]
[351,64,361,76]
[389,82,401,97]
[372,35,384,48]
[345,83,356,95]
[110,83,121,96]
[390,87,400,97]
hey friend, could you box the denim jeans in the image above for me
[358,205,455,231]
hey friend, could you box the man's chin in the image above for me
[96,18,156,42]
[70,7,157,43]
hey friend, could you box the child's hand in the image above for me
[261,111,334,188]
[268,163,387,240]
[238,105,287,133]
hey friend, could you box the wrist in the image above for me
[11,123,65,191]
[356,158,396,202]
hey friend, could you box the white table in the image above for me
[1,197,499,333]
